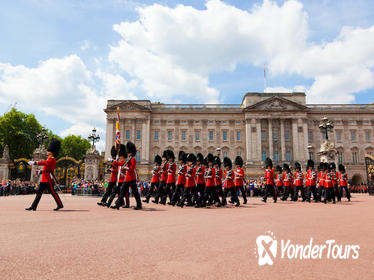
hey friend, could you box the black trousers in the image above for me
[340,185,351,200]
[154,181,167,203]
[282,186,294,200]
[30,182,63,210]
[324,187,335,203]
[180,187,195,205]
[101,182,115,203]
[106,183,121,206]
[194,184,205,205]
[171,184,184,204]
[216,184,223,199]
[334,185,341,201]
[145,182,159,201]
[293,185,306,201]
[166,183,176,202]
[116,180,141,208]
[306,185,318,201]
[204,186,220,205]
[263,184,277,202]
[223,187,239,205]
[236,185,247,203]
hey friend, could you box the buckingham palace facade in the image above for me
[104,92,374,184]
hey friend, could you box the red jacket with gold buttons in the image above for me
[37,157,56,183]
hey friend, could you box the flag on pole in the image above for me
[115,107,121,149]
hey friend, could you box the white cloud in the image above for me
[80,40,90,51]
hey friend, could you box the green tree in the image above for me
[60,135,91,160]
[0,108,42,159]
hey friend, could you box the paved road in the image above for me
[0,194,373,279]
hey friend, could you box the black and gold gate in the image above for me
[55,157,84,186]
[365,154,374,195]
[10,158,31,181]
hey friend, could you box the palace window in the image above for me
[136,151,140,161]
[273,131,278,142]
[181,120,187,124]
[286,151,291,162]
[236,131,241,141]
[223,151,228,158]
[136,130,141,140]
[336,131,342,142]
[261,130,266,141]
[208,120,214,124]
[352,152,358,164]
[154,120,160,124]
[262,151,267,162]
[125,130,130,140]
[351,131,356,142]
[237,151,242,157]
[136,120,143,123]
[195,131,200,141]
[209,131,214,141]
[223,131,228,141]
[223,121,227,124]
[274,151,279,161]
[285,131,290,141]
[154,131,159,141]
[309,151,314,161]
[308,131,313,142]
[338,152,343,164]
[168,131,173,141]
[366,131,371,142]
[168,121,173,124]
[181,130,186,141]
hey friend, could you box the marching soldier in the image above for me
[169,151,187,206]
[178,153,196,208]
[281,164,294,201]
[194,153,205,206]
[305,160,317,202]
[317,162,325,201]
[214,156,224,201]
[98,146,118,206]
[153,150,169,205]
[203,154,221,207]
[331,163,341,202]
[26,139,63,211]
[143,154,162,203]
[263,158,277,203]
[293,162,305,201]
[323,163,336,204]
[234,156,247,204]
[166,150,176,204]
[104,144,126,207]
[275,165,283,198]
[222,157,240,207]
[338,164,350,202]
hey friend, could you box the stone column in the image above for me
[302,119,309,161]
[268,119,273,159]
[145,117,151,163]
[245,118,252,162]
[84,146,101,181]
[280,119,286,161]
[256,119,262,161]
[292,119,299,161]
[132,119,136,143]
[141,119,147,162]
[105,118,114,160]
[0,145,11,181]
[30,146,47,183]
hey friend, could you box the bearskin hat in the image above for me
[265,157,273,168]
[207,153,214,164]
[295,162,301,170]
[126,141,136,155]
[154,154,162,165]
[167,150,175,160]
[110,145,117,159]
[223,157,232,169]
[283,163,290,172]
[307,159,314,170]
[214,156,221,167]
[47,139,61,157]
[338,164,345,173]
[118,144,127,158]
[203,157,208,167]
[275,165,282,172]
[330,162,336,170]
[178,151,187,163]
[186,153,196,164]
[234,156,243,167]
[324,162,330,171]
[162,150,168,159]
[196,152,204,163]
[318,162,324,172]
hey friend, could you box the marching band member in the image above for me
[169,151,187,206]
[178,153,196,208]
[98,146,118,206]
[26,139,63,211]
[222,157,239,207]
[338,164,350,202]
[234,156,247,204]
[143,154,162,203]
[281,164,294,201]
[305,160,317,203]
[293,162,305,201]
[262,158,277,203]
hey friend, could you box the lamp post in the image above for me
[88,128,100,147]
[307,144,313,160]
[36,128,48,147]
[318,116,334,141]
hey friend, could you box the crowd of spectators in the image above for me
[0,180,37,196]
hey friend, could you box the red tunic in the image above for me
[160,162,169,182]
[195,165,205,185]
[111,160,125,183]
[166,162,176,184]
[318,171,325,188]
[37,157,56,183]
[234,167,244,186]
[324,172,333,188]
[305,170,317,186]
[275,173,283,187]
[265,169,275,185]
[177,165,187,185]
[185,166,196,188]
[332,171,338,186]
[205,167,216,187]
[151,165,161,183]
[124,157,136,182]
[282,172,293,187]
[294,171,304,187]
[339,172,348,187]
[224,170,234,188]
[215,169,223,186]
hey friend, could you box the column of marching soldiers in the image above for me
[97,141,351,210]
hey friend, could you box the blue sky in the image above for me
[0,0,374,150]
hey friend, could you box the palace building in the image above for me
[104,92,374,184]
